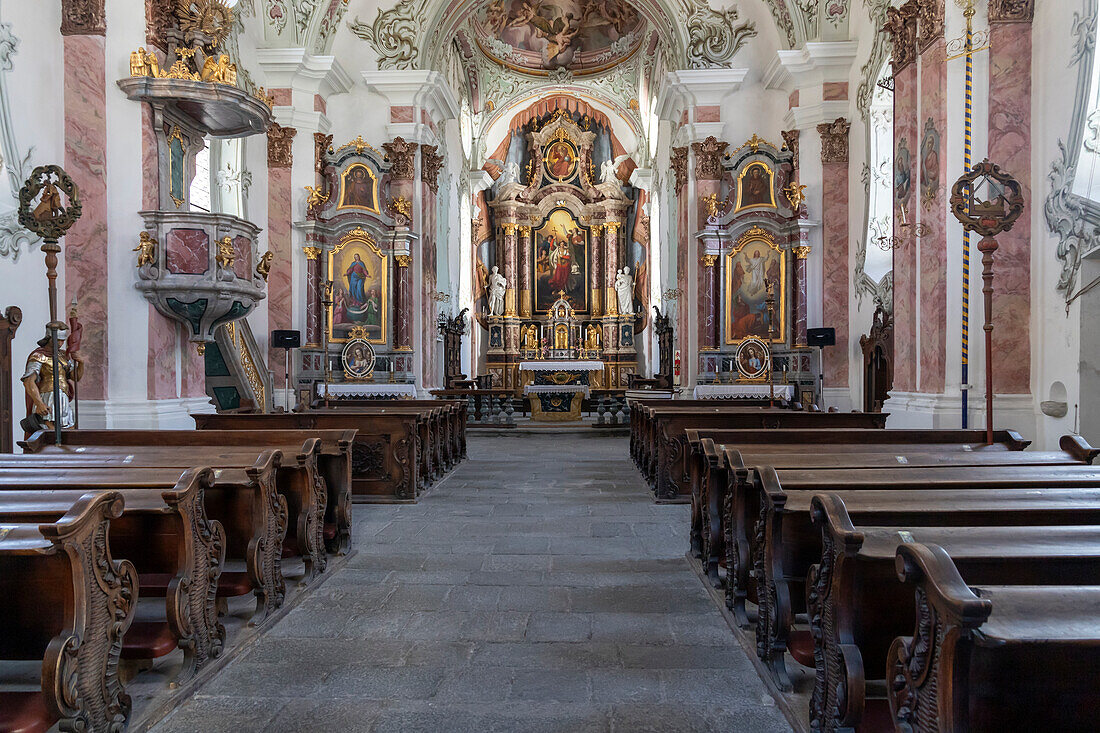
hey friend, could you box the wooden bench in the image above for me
[641,408,889,501]
[809,493,1100,731]
[25,427,356,555]
[311,399,467,465]
[193,410,435,502]
[14,440,326,581]
[0,456,287,621]
[0,491,137,733]
[753,466,1100,690]
[887,542,1100,732]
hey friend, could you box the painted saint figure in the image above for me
[343,166,375,210]
[345,253,369,306]
[547,238,572,292]
[21,325,83,433]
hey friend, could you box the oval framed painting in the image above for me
[735,337,770,381]
[341,329,376,381]
[543,139,578,182]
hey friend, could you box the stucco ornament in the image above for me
[684,0,757,68]
[348,0,421,70]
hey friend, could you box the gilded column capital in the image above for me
[701,254,718,268]
[818,118,851,164]
[691,136,729,181]
[518,225,532,237]
[591,223,604,235]
[605,221,621,233]
[793,245,812,260]
[395,255,412,268]
[989,0,1034,23]
[502,222,517,236]
[302,246,321,260]
[382,137,418,180]
[268,122,297,169]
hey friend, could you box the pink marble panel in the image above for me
[677,188,689,362]
[63,35,109,400]
[267,167,293,381]
[987,22,1032,394]
[181,339,205,398]
[232,235,252,281]
[166,228,210,274]
[391,105,415,123]
[305,253,320,345]
[421,186,438,386]
[789,90,799,109]
[694,105,721,123]
[314,94,326,114]
[142,104,158,209]
[695,179,719,350]
[919,39,946,393]
[822,162,849,388]
[823,82,849,101]
[271,87,292,106]
[147,306,177,399]
[892,63,919,392]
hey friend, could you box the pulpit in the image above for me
[519,360,604,421]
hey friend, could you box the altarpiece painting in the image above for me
[328,230,387,343]
[337,163,380,213]
[533,208,588,313]
[725,229,786,344]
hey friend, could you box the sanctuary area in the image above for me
[2,0,1100,732]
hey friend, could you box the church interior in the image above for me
[2,0,1099,731]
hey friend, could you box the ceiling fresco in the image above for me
[472,0,647,75]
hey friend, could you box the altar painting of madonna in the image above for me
[724,236,786,344]
[328,235,387,343]
[533,208,588,313]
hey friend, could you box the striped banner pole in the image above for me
[961,3,975,428]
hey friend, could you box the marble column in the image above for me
[692,136,727,364]
[792,242,811,347]
[590,224,603,316]
[62,3,108,401]
[395,255,413,350]
[519,226,532,317]
[267,123,297,382]
[303,244,322,347]
[699,254,719,350]
[918,0,947,393]
[502,223,517,316]
[604,222,621,359]
[671,146,689,380]
[886,1,919,393]
[987,0,1034,394]
[818,118,850,389]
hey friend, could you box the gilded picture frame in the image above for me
[167,124,186,209]
[327,227,388,344]
[532,208,589,314]
[724,227,786,345]
[337,163,380,213]
[734,161,777,212]
[735,336,770,381]
[341,329,376,381]
[543,138,579,183]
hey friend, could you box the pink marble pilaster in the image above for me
[503,224,517,315]
[181,338,205,398]
[395,258,412,350]
[590,225,602,316]
[147,306,176,399]
[694,179,720,351]
[987,19,1032,394]
[821,159,849,387]
[793,236,809,346]
[63,35,109,400]
[919,38,947,393]
[605,222,620,306]
[892,61,919,393]
[304,239,321,346]
[267,166,293,382]
[421,185,438,386]
[519,227,532,317]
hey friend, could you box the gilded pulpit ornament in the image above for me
[256,251,273,281]
[215,235,235,269]
[175,0,234,48]
[949,158,1024,443]
[133,231,157,267]
[17,164,83,445]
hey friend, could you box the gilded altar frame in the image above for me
[724,226,787,345]
[327,227,388,344]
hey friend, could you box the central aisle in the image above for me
[153,433,790,732]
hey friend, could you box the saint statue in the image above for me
[554,323,568,350]
[615,267,635,315]
[21,324,83,433]
[487,265,507,316]
[522,323,538,350]
[585,323,601,351]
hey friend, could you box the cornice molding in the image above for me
[255,48,353,97]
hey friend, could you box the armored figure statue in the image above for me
[21,324,83,433]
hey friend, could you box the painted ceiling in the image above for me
[471,0,647,75]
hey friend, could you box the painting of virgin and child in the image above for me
[533,208,587,313]
[329,238,387,343]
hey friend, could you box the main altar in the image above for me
[519,359,604,421]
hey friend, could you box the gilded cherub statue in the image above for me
[256,251,273,281]
[215,236,235,269]
[133,231,156,267]
[200,54,237,85]
[304,185,329,217]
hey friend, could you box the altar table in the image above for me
[518,361,603,421]
[692,383,795,400]
[318,383,418,399]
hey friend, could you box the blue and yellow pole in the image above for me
[961,2,975,428]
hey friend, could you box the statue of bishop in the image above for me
[21,324,83,433]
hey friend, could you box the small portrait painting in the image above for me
[735,162,776,211]
[338,164,379,212]
[533,208,588,313]
[735,337,770,380]
[544,139,578,181]
[920,118,940,206]
[895,137,912,204]
[341,338,375,381]
[328,234,387,343]
[725,235,785,344]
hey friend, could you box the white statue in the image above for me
[600,154,631,185]
[502,161,521,185]
[614,267,634,315]
[487,265,507,316]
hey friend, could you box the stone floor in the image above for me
[150,433,790,732]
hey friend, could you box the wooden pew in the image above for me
[194,410,436,502]
[628,398,787,468]
[809,493,1100,731]
[643,408,889,501]
[0,471,225,683]
[752,466,1100,690]
[24,427,354,556]
[310,399,468,465]
[0,491,137,733]
[0,457,287,621]
[887,542,1100,732]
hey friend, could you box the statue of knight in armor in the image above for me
[21,324,83,433]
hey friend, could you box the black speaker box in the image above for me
[806,327,836,347]
[272,329,301,349]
